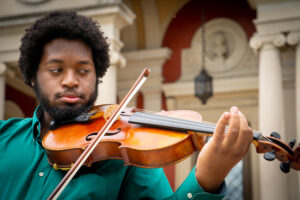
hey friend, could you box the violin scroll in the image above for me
[253,131,300,173]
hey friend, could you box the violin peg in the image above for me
[289,139,296,149]
[264,151,276,161]
[280,162,290,173]
[270,132,281,139]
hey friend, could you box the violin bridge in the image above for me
[104,104,121,121]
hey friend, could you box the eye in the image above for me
[49,68,62,74]
[78,69,90,75]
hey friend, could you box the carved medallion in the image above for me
[182,18,248,79]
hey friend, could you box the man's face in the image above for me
[35,38,98,121]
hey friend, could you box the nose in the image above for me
[61,70,79,89]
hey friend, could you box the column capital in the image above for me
[250,33,286,51]
[287,31,300,46]
[0,62,7,75]
[108,38,126,68]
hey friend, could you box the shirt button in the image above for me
[39,172,44,177]
[187,192,193,199]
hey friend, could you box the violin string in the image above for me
[253,131,271,142]
[131,111,271,141]
[127,108,217,133]
[137,109,217,127]
[131,112,223,134]
[131,112,212,133]
[143,112,217,130]
[133,108,218,131]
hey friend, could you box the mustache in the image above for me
[54,89,85,99]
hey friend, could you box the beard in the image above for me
[33,82,98,122]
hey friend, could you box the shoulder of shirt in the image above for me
[0,117,33,132]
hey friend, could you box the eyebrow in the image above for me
[78,60,93,66]
[45,59,63,65]
[45,59,93,66]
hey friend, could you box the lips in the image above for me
[58,93,82,104]
[60,96,80,103]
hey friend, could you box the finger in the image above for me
[235,111,253,150]
[213,112,230,143]
[223,106,240,146]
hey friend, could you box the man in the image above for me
[0,11,252,199]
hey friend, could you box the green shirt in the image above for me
[0,107,225,200]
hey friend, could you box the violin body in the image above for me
[42,105,205,170]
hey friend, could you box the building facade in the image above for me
[0,0,299,199]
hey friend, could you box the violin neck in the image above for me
[128,112,298,160]
[128,112,267,140]
[128,112,215,136]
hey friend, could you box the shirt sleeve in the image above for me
[174,166,226,200]
[121,166,226,200]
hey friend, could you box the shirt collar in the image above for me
[32,105,43,139]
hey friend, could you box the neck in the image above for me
[40,110,53,140]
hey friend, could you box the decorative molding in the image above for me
[0,2,134,28]
[86,3,135,30]
[16,0,50,5]
[249,33,286,51]
[123,48,172,62]
[163,76,258,98]
[0,62,7,75]
[172,92,258,113]
[110,51,126,68]
[0,49,20,63]
[107,38,126,68]
[287,31,300,46]
[108,38,124,52]
[253,1,300,34]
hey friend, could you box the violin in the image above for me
[42,104,300,172]
[44,68,300,199]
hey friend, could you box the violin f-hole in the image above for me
[86,128,122,141]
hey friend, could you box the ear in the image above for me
[31,79,35,87]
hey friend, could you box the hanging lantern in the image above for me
[194,69,213,104]
[194,9,213,104]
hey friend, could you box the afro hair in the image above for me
[18,10,110,86]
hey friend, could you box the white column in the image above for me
[86,4,135,105]
[98,64,118,104]
[287,31,300,200]
[119,48,172,111]
[0,62,6,120]
[250,33,287,200]
[287,31,300,142]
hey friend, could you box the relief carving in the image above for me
[181,18,255,80]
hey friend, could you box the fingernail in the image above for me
[231,106,238,113]
[224,112,230,118]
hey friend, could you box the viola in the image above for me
[42,104,300,172]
